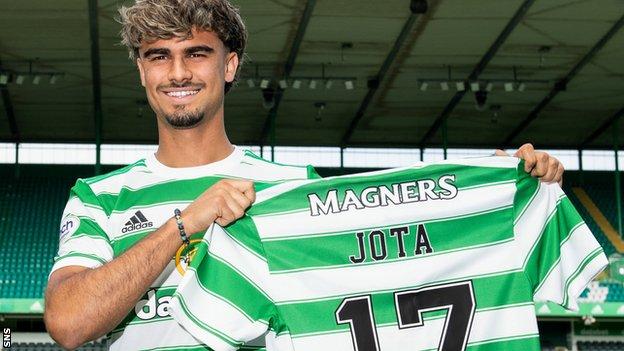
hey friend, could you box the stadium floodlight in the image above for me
[470,82,480,92]
[292,79,302,89]
[0,73,8,85]
[279,79,288,89]
[309,80,317,89]
[16,75,25,85]
[344,80,354,90]
[246,79,255,88]
[455,81,466,91]
[260,78,270,89]
[420,81,428,91]
[485,82,494,92]
[325,80,333,89]
[504,82,514,92]
[33,75,41,85]
[50,75,59,84]
[518,82,526,92]
[440,81,449,91]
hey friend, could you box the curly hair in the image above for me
[118,0,247,93]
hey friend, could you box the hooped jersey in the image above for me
[51,147,319,351]
[171,156,608,351]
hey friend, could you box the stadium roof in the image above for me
[0,0,623,150]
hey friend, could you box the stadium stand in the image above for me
[0,173,72,299]
[577,341,624,351]
[10,340,107,351]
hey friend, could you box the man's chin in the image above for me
[164,112,205,130]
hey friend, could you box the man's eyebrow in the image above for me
[142,48,170,57]
[184,45,214,54]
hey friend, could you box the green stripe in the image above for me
[250,164,516,216]
[278,272,532,336]
[71,179,112,215]
[54,252,107,264]
[191,248,276,325]
[262,206,513,272]
[68,216,110,243]
[523,196,585,292]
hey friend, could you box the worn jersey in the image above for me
[171,156,608,351]
[51,147,319,351]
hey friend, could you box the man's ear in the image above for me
[137,58,146,87]
[224,52,239,83]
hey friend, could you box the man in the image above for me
[43,0,564,350]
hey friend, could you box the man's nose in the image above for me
[167,57,192,84]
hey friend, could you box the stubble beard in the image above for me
[164,105,205,129]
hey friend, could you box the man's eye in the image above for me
[189,53,206,58]
[151,55,167,61]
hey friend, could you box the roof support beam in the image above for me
[258,0,317,145]
[419,0,535,146]
[502,13,624,147]
[341,0,428,145]
[580,107,624,148]
[0,56,19,141]
[88,0,103,175]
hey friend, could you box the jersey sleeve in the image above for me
[513,163,608,310]
[50,179,113,273]
[170,218,280,351]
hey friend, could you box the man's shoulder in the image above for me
[239,149,320,181]
[73,158,151,196]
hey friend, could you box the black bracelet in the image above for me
[174,209,190,245]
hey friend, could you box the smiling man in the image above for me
[43,0,565,350]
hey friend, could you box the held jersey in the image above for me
[170,156,608,351]
[50,147,319,351]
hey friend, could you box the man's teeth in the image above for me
[166,90,199,97]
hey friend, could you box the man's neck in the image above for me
[154,116,234,168]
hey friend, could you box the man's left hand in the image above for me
[495,143,564,186]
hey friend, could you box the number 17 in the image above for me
[335,281,476,351]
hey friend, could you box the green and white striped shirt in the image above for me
[51,147,319,351]
[171,156,608,351]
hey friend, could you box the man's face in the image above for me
[136,28,238,129]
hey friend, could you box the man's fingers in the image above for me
[530,151,550,177]
[515,143,537,173]
[540,158,559,182]
[228,189,253,211]
[555,164,565,187]
[225,179,256,203]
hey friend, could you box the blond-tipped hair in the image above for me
[118,0,247,93]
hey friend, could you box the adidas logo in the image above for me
[122,211,154,233]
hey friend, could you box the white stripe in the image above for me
[55,236,113,263]
[254,182,516,240]
[49,256,103,275]
[171,269,268,349]
[108,317,210,351]
[564,252,608,310]
[533,224,603,308]
[291,304,537,351]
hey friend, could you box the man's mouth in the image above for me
[163,89,201,98]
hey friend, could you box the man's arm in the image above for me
[44,179,255,350]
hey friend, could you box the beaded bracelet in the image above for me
[173,209,190,245]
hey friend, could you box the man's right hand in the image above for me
[44,179,255,349]
[182,179,255,233]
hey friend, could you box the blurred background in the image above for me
[0,0,624,350]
